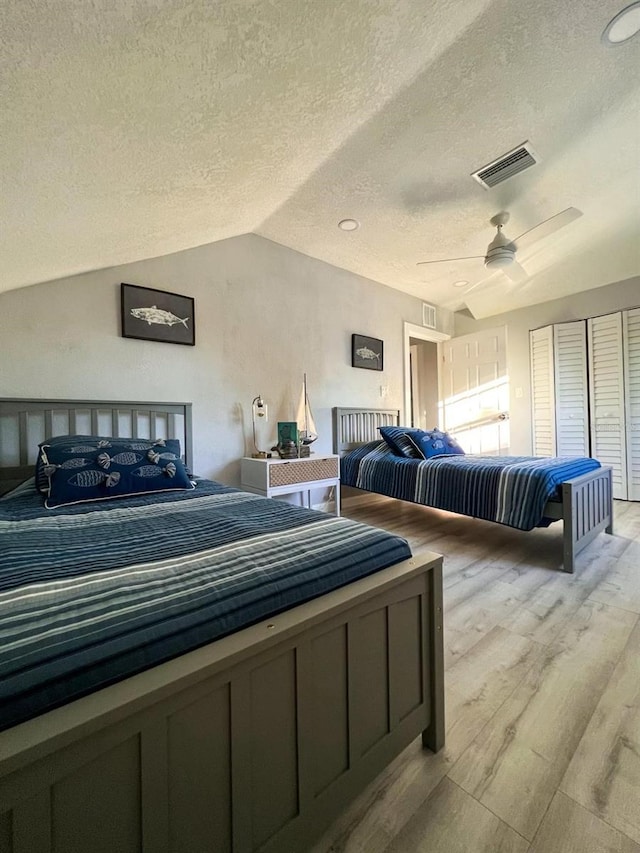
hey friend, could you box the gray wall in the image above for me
[0,233,453,486]
[454,276,640,455]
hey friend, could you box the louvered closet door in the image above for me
[624,307,640,500]
[588,313,627,500]
[530,326,556,456]
[553,321,589,456]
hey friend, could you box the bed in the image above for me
[333,407,614,574]
[0,398,444,853]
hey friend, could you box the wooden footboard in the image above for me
[0,554,444,853]
[562,465,614,573]
[544,465,613,573]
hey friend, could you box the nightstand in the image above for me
[240,455,340,516]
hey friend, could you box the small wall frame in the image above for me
[121,283,195,346]
[352,334,384,371]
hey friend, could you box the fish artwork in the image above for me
[97,452,143,469]
[63,445,100,454]
[125,439,168,450]
[132,462,176,478]
[130,306,189,328]
[147,448,177,463]
[355,346,381,362]
[132,465,165,478]
[68,470,121,488]
[57,458,91,469]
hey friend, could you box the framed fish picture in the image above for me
[352,333,383,371]
[121,283,196,346]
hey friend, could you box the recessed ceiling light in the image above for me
[453,280,469,288]
[338,218,360,231]
[602,1,640,45]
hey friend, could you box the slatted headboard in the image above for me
[332,407,400,455]
[0,398,193,495]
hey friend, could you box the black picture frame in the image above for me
[121,283,195,346]
[352,334,384,371]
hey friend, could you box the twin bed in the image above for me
[0,398,444,853]
[333,407,614,575]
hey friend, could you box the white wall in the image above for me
[454,276,640,455]
[0,233,453,490]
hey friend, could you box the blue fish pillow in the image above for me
[39,437,193,508]
[35,434,181,494]
[378,426,424,458]
[408,429,465,459]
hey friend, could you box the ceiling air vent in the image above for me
[422,303,437,329]
[471,141,540,189]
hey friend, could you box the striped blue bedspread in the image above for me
[342,442,601,531]
[0,479,411,731]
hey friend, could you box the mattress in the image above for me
[0,479,411,731]
[341,441,601,530]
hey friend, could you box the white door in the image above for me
[588,312,628,500]
[439,326,509,455]
[530,326,556,456]
[624,307,640,501]
[554,321,590,457]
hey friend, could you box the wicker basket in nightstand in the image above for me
[240,455,341,515]
[268,457,338,488]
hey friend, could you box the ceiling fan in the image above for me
[417,207,583,290]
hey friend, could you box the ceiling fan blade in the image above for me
[459,278,489,295]
[502,260,528,283]
[513,207,582,252]
[416,255,484,266]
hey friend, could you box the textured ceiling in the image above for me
[1,0,639,317]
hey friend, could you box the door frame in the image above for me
[403,322,450,425]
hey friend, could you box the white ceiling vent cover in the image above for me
[471,142,540,189]
[422,302,437,329]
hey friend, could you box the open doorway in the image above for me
[403,321,450,427]
[403,321,510,455]
[409,339,439,429]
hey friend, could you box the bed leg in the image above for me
[562,484,576,574]
[422,562,445,752]
[605,502,614,536]
[562,547,575,574]
[422,721,444,753]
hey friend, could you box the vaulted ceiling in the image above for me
[2,0,639,318]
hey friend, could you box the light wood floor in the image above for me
[312,497,640,853]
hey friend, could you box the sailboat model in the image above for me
[296,373,318,447]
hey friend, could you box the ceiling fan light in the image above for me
[485,249,514,269]
[602,2,640,45]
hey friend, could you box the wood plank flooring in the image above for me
[311,498,640,853]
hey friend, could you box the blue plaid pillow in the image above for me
[378,426,424,458]
[408,429,465,459]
